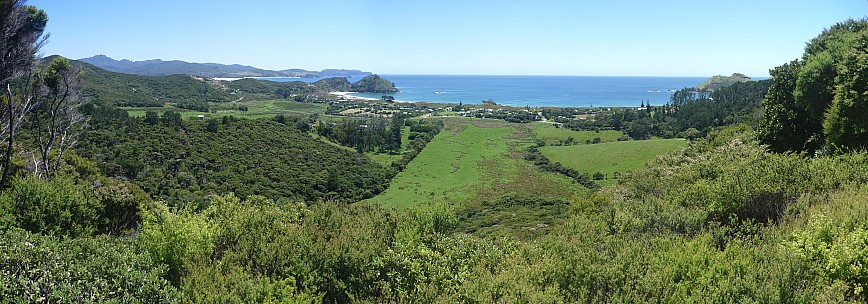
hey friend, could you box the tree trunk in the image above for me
[1,83,15,191]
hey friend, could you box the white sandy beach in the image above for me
[329,92,384,101]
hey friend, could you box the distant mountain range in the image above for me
[78,55,373,79]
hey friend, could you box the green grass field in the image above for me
[123,100,328,119]
[531,122,624,145]
[366,119,581,209]
[538,138,688,182]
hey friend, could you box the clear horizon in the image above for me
[29,0,868,77]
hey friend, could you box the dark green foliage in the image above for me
[77,109,390,204]
[0,228,179,303]
[759,60,812,152]
[387,115,403,152]
[553,79,768,140]
[526,146,597,189]
[175,100,209,112]
[144,110,159,124]
[593,171,604,180]
[312,77,351,92]
[674,80,771,133]
[824,31,868,150]
[760,19,868,153]
[75,60,232,107]
[0,175,98,238]
[161,110,181,127]
[316,117,390,153]
[230,78,315,98]
[350,74,399,93]
[317,117,439,156]
[0,159,147,238]
[455,195,570,239]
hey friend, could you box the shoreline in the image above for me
[329,91,406,102]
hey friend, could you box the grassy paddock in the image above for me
[122,100,328,119]
[539,138,688,181]
[366,121,515,209]
[366,118,579,209]
[531,122,624,145]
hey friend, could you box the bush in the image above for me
[0,228,178,303]
[790,186,868,301]
[0,175,100,238]
[138,201,215,284]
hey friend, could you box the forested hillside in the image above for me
[76,57,398,106]
[75,105,391,205]
[75,58,233,107]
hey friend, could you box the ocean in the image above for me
[259,75,711,108]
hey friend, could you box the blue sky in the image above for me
[28,0,868,76]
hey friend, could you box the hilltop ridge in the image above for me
[696,73,753,91]
[60,56,396,106]
[79,54,373,79]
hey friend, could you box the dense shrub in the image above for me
[138,201,215,284]
[790,186,868,301]
[0,228,178,303]
[0,175,99,238]
[77,114,391,205]
[0,171,148,238]
[616,126,868,235]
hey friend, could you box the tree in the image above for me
[206,119,218,133]
[758,19,868,153]
[387,115,403,152]
[759,60,809,152]
[0,0,48,190]
[144,110,159,125]
[29,56,86,179]
[161,111,182,127]
[823,31,868,150]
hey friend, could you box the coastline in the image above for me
[330,91,396,102]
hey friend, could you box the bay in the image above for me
[351,75,708,107]
[257,75,730,108]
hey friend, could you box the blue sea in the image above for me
[259,75,710,108]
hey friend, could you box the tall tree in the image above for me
[0,0,48,189]
[823,31,868,150]
[29,56,86,179]
[387,115,403,152]
[758,60,809,152]
[759,19,868,153]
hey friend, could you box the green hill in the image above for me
[696,73,753,91]
[71,58,233,107]
[69,57,398,106]
[79,54,373,78]
[351,74,399,93]
[76,111,391,205]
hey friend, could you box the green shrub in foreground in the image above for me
[0,175,100,238]
[0,228,178,303]
[791,186,868,301]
